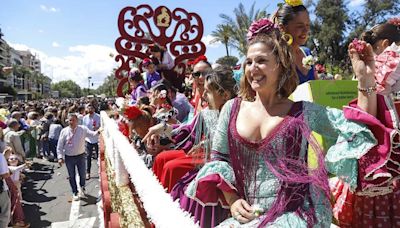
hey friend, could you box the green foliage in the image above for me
[2,85,17,96]
[211,24,233,57]
[52,80,82,98]
[218,2,268,56]
[311,0,348,67]
[216,56,239,67]
[96,69,118,97]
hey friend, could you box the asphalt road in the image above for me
[20,157,100,228]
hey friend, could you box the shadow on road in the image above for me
[22,203,52,228]
[22,162,56,227]
[81,194,98,206]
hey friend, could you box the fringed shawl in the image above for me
[227,98,330,228]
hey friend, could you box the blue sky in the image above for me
[0,0,365,88]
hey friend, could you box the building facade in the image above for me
[0,28,52,100]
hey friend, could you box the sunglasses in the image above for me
[192,71,205,78]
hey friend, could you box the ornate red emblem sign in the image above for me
[114,4,206,96]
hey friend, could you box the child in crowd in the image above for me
[142,58,162,89]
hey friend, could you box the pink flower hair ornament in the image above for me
[246,18,279,42]
[388,17,400,28]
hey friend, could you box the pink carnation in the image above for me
[388,17,400,27]
[351,38,366,54]
[247,18,278,41]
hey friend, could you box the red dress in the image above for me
[152,150,203,192]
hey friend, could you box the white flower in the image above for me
[158,90,167,99]
[302,56,317,70]
[252,204,264,217]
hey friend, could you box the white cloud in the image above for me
[52,42,60,48]
[349,0,365,7]
[201,34,221,48]
[9,43,118,89]
[40,5,60,13]
[38,29,44,33]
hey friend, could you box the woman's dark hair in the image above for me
[273,4,308,25]
[361,22,400,46]
[149,44,162,53]
[152,83,173,106]
[138,96,150,106]
[128,70,143,83]
[204,66,238,99]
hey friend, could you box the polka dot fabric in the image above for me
[332,179,400,227]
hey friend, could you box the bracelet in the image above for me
[358,85,377,96]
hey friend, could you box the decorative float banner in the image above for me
[291,80,358,109]
[114,4,206,96]
[100,112,199,228]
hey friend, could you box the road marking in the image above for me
[69,174,81,223]
[51,217,97,228]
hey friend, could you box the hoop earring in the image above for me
[282,33,293,46]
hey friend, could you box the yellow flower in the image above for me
[285,0,303,7]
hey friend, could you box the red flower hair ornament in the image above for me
[123,105,143,120]
[188,55,208,66]
[388,17,400,28]
[247,18,278,42]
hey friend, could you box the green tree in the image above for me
[347,0,400,43]
[211,24,233,57]
[96,69,118,97]
[311,0,348,67]
[219,2,268,56]
[52,80,82,98]
[216,56,239,67]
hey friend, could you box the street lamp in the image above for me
[88,76,92,95]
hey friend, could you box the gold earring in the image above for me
[282,33,293,46]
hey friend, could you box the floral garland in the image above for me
[100,112,198,228]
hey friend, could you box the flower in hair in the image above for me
[158,90,167,99]
[388,17,400,27]
[188,55,208,66]
[285,0,303,7]
[351,38,366,54]
[123,105,142,120]
[247,18,278,41]
[302,55,317,70]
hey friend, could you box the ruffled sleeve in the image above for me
[185,99,236,207]
[303,102,377,191]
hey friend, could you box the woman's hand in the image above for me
[142,123,163,146]
[230,199,256,224]
[186,144,204,158]
[348,41,375,86]
[349,41,377,116]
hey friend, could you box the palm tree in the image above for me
[211,24,232,57]
[219,2,268,56]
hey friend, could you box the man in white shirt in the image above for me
[82,104,101,180]
[0,152,10,228]
[57,113,99,201]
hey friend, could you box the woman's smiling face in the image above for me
[244,42,281,93]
